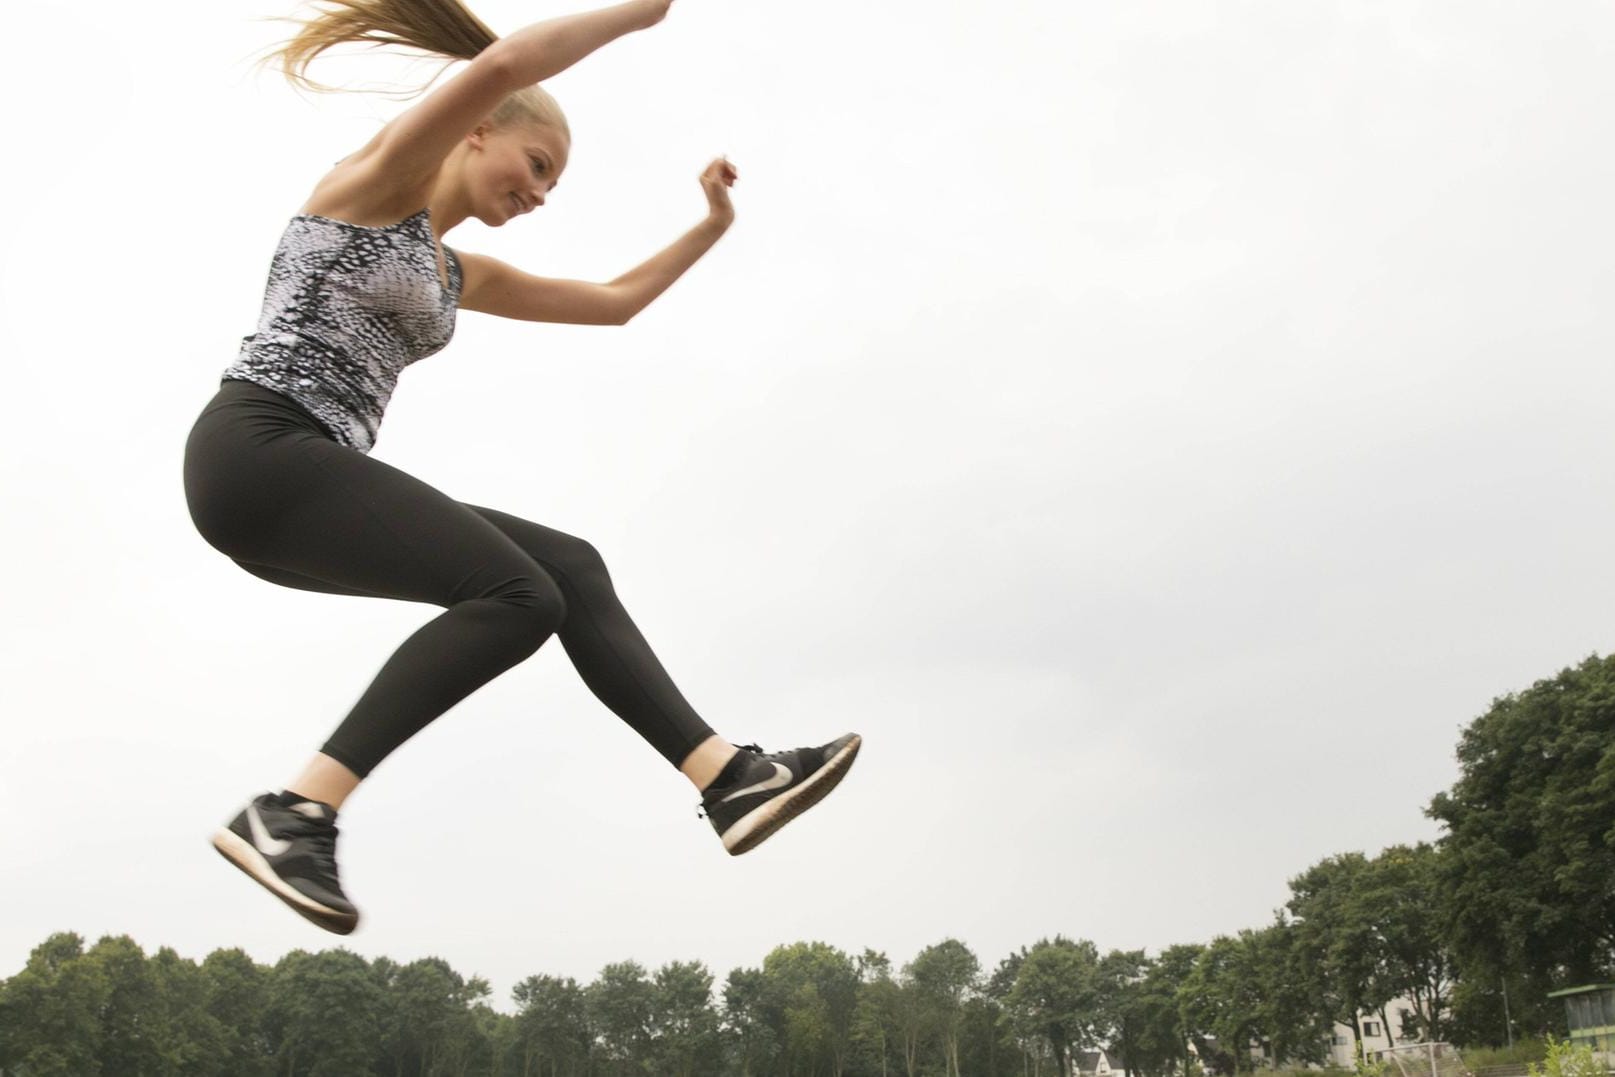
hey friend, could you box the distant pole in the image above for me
[1502,979,1514,1049]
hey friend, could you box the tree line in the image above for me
[5,652,1613,1077]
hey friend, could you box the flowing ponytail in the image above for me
[270,0,569,135]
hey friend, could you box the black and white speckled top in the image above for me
[222,209,463,453]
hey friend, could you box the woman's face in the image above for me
[465,122,570,226]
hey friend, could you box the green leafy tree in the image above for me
[1,938,240,1077]
[851,950,901,1077]
[381,956,491,1075]
[1254,920,1330,1066]
[1360,844,1455,1041]
[371,955,406,1074]
[267,948,386,1076]
[723,966,780,1077]
[1180,934,1258,1074]
[1098,950,1148,1077]
[441,1000,499,1077]
[200,947,273,1076]
[148,945,232,1075]
[1288,854,1390,1059]
[1003,936,1103,1077]
[587,960,654,1076]
[471,1002,519,1077]
[650,960,722,1077]
[83,934,173,1075]
[1429,654,1615,1006]
[955,993,1016,1077]
[512,973,590,1077]
[0,932,107,1076]
[1180,923,1328,1073]
[986,946,1045,1075]
[907,939,980,1077]
[763,942,860,1077]
[892,966,927,1077]
[785,980,833,1075]
[483,1002,527,1077]
[1443,975,1553,1049]
[1136,944,1202,1077]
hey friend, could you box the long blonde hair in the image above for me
[269,0,569,136]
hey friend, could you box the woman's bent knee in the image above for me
[455,584,565,665]
[494,574,568,637]
[545,535,614,595]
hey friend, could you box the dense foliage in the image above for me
[6,654,1612,1075]
[1429,653,1615,1032]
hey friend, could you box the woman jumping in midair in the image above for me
[184,0,860,934]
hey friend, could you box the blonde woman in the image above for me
[185,0,860,934]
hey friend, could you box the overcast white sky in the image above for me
[2,0,1613,1007]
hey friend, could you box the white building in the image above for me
[1077,1048,1130,1077]
[1327,998,1423,1068]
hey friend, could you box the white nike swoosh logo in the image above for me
[248,804,292,857]
[720,762,793,803]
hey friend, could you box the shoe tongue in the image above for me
[290,800,334,821]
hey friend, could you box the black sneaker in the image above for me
[212,793,360,935]
[700,734,862,855]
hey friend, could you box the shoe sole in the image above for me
[212,828,360,935]
[723,734,862,856]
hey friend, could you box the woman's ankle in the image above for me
[285,752,363,811]
[680,736,742,791]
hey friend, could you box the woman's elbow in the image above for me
[473,41,525,94]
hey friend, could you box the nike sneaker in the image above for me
[700,734,862,855]
[212,793,359,935]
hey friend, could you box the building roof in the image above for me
[1548,985,1615,999]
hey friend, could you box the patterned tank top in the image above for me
[222,208,463,453]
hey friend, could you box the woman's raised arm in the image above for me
[285,0,671,211]
[370,0,670,180]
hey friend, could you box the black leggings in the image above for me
[183,379,715,778]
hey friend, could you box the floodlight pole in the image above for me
[1502,979,1514,1049]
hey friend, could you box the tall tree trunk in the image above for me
[1430,982,1448,1042]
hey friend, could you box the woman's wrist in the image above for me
[633,0,672,30]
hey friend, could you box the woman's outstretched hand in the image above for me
[701,157,738,225]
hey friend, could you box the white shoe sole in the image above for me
[723,734,862,855]
[212,827,359,935]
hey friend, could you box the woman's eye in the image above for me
[530,158,546,175]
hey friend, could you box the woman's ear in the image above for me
[466,122,494,150]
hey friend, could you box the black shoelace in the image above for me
[742,742,821,763]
